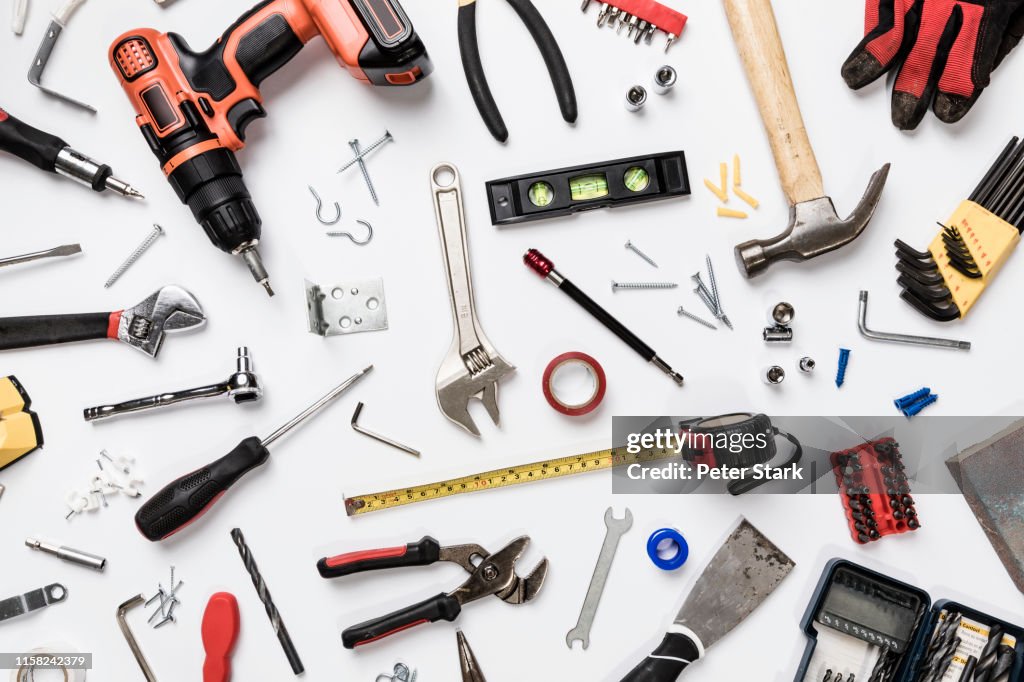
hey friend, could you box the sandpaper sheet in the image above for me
[946,419,1024,595]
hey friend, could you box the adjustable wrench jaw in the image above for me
[119,286,206,357]
[436,348,515,437]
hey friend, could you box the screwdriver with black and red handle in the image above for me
[0,105,143,199]
[135,365,372,541]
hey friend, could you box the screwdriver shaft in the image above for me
[262,366,373,447]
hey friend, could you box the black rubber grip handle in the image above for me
[135,436,270,541]
[506,0,576,123]
[0,108,65,172]
[620,632,701,681]
[342,593,462,649]
[317,536,442,579]
[0,312,112,351]
[560,280,656,360]
[458,1,507,142]
[457,0,577,143]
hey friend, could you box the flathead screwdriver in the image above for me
[135,366,373,541]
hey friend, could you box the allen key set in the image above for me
[5,0,1024,678]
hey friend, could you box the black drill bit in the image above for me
[918,612,961,681]
[230,528,303,675]
[988,645,1016,682]
[973,624,1004,682]
[930,636,962,682]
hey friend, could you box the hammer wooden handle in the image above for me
[723,0,824,204]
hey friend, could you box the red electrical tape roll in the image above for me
[542,352,607,416]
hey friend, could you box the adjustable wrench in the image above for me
[567,507,632,649]
[431,163,514,436]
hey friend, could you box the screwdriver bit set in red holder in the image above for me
[831,438,920,545]
[581,0,688,51]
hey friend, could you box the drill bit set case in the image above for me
[795,559,1024,682]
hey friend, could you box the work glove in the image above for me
[842,0,1024,130]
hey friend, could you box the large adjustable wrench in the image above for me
[431,163,515,436]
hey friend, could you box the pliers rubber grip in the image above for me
[457,0,577,142]
[317,536,444,578]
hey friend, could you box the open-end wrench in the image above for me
[567,507,633,649]
[431,163,515,436]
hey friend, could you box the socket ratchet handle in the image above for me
[318,536,443,579]
[135,436,269,541]
[343,592,463,649]
[85,382,239,421]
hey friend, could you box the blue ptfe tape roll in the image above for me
[647,528,689,571]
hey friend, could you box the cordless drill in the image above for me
[109,0,432,295]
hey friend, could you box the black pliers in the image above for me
[457,0,577,143]
[318,536,548,648]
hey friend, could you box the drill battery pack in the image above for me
[0,375,44,471]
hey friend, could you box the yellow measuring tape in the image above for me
[344,446,675,516]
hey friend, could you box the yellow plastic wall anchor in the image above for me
[929,200,1020,317]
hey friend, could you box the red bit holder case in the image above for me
[831,438,920,545]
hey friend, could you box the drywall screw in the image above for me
[694,269,733,330]
[611,281,677,292]
[903,394,938,417]
[694,285,719,316]
[836,348,851,388]
[104,224,164,288]
[677,307,717,330]
[894,388,931,411]
[337,130,393,173]
[349,139,379,205]
[625,240,658,267]
[799,357,816,373]
[704,256,733,329]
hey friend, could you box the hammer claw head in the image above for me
[736,163,891,278]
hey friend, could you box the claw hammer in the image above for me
[723,0,891,278]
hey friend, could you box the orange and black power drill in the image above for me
[109,0,432,296]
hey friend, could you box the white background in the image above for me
[1,0,1023,679]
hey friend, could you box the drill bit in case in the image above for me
[796,559,1024,682]
[895,136,1024,322]
[0,375,43,471]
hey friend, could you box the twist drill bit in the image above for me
[931,636,962,682]
[973,624,1004,682]
[988,645,1015,682]
[919,612,961,681]
[230,528,303,676]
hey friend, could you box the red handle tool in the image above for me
[202,592,240,682]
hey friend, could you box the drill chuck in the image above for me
[169,148,274,296]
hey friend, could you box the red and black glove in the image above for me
[842,0,1024,130]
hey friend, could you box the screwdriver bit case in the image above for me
[796,559,1024,682]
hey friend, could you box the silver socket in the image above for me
[625,85,648,112]
[763,325,794,343]
[799,357,816,373]
[771,302,795,326]
[652,65,677,95]
[763,366,786,385]
[26,537,107,571]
